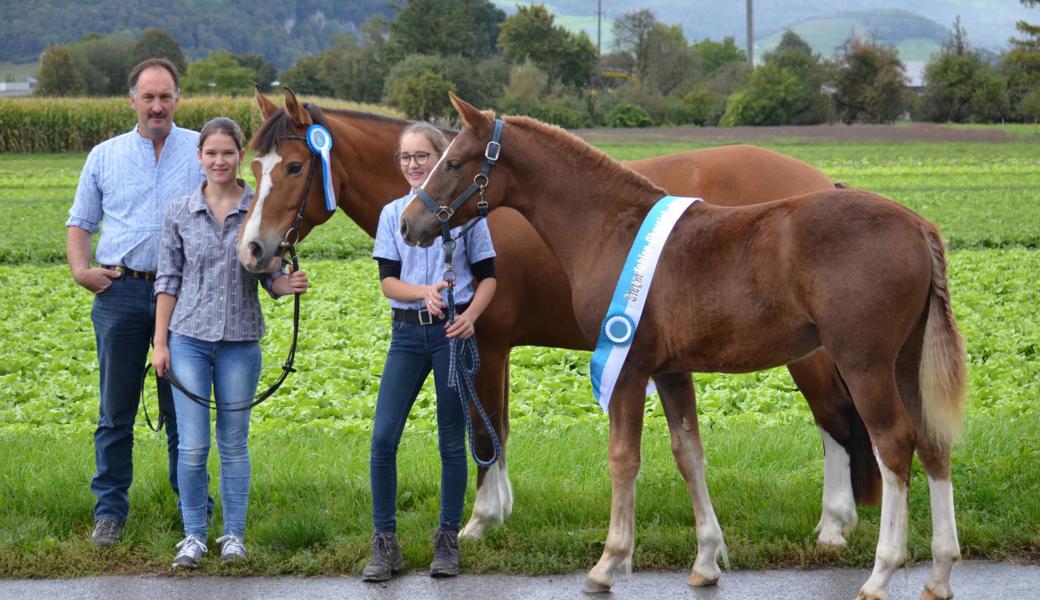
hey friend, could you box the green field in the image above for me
[0,136,1037,577]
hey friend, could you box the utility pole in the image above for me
[746,0,753,67]
[597,0,602,56]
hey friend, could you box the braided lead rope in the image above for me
[443,227,499,467]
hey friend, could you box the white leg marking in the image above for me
[238,150,282,266]
[461,461,506,539]
[688,450,726,585]
[499,461,514,518]
[817,428,859,547]
[859,450,908,600]
[586,463,639,592]
[924,476,959,599]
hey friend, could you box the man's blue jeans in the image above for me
[169,333,259,539]
[90,276,180,522]
[371,320,468,533]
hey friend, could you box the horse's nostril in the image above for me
[249,241,263,260]
[400,221,409,239]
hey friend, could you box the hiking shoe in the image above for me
[216,534,246,563]
[91,518,124,548]
[171,535,207,568]
[361,531,404,582]
[429,528,459,577]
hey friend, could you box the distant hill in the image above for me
[0,0,392,68]
[756,10,949,61]
[504,0,1034,59]
[2,0,1034,71]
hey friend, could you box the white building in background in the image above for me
[904,62,926,90]
[0,78,35,98]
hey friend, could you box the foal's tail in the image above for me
[919,224,968,448]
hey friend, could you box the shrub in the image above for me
[678,87,727,126]
[605,102,653,128]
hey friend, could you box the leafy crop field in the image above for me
[0,137,1037,575]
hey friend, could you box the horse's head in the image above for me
[401,94,509,248]
[237,87,337,272]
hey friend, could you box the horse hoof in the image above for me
[817,535,848,551]
[688,571,719,587]
[583,577,612,594]
[459,519,486,540]
[921,587,952,600]
[856,592,884,600]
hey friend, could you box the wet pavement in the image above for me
[1,561,1036,599]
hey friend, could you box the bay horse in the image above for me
[399,95,967,600]
[237,89,876,558]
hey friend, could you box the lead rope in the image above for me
[440,187,500,469]
[139,149,319,425]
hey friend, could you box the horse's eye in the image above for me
[286,163,304,176]
[446,160,462,172]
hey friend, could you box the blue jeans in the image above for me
[90,276,181,522]
[169,333,260,539]
[371,320,468,533]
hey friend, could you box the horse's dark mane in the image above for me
[250,103,457,154]
[504,115,664,196]
[250,104,327,154]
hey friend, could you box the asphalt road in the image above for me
[1,561,1036,599]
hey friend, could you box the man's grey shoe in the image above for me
[361,531,404,582]
[91,518,124,548]
[429,528,459,577]
[216,534,246,563]
[171,535,207,568]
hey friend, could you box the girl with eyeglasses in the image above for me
[361,122,497,581]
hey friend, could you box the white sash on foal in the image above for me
[590,195,700,411]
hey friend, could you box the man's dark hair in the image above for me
[128,58,181,94]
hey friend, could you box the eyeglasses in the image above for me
[396,151,432,166]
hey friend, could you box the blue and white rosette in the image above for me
[590,195,701,411]
[305,124,337,212]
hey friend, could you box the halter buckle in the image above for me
[436,206,454,222]
[485,140,501,162]
[443,265,457,283]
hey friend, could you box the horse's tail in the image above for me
[919,224,968,448]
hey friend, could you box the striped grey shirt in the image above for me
[155,182,285,342]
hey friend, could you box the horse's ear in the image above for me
[450,93,491,131]
[283,87,312,128]
[256,86,277,120]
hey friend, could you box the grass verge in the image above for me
[0,414,1036,578]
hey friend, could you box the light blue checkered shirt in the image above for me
[373,194,496,310]
[154,182,285,342]
[66,124,206,273]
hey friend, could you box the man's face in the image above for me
[129,67,179,141]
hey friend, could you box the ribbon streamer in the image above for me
[306,124,336,212]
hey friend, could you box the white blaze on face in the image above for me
[418,138,455,192]
[240,149,283,256]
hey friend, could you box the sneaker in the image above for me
[429,528,459,577]
[361,531,404,582]
[216,534,246,563]
[91,518,124,548]
[171,535,207,568]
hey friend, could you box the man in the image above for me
[67,58,206,547]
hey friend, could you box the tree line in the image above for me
[35,1,1040,126]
